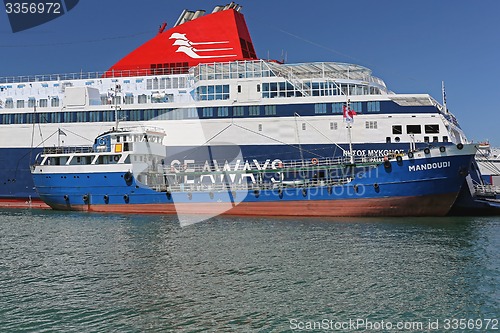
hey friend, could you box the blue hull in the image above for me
[32,153,474,217]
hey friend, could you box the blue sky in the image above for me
[1,0,499,145]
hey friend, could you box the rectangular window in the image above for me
[129,110,144,121]
[75,112,86,122]
[365,121,378,129]
[39,99,48,108]
[443,136,448,142]
[28,98,36,108]
[17,100,24,108]
[202,108,213,117]
[5,99,14,109]
[26,113,34,124]
[302,123,306,130]
[258,124,262,131]
[367,101,380,112]
[233,106,245,117]
[330,122,338,130]
[89,111,101,122]
[406,125,422,134]
[424,124,439,134]
[314,103,327,114]
[217,107,229,117]
[332,102,343,114]
[51,97,59,107]
[350,102,362,112]
[392,125,402,134]
[249,106,260,116]
[264,105,276,115]
[186,108,198,119]
[124,94,134,104]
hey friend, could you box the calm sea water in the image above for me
[0,208,498,332]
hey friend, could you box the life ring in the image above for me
[311,158,319,165]
[424,148,430,154]
[124,171,133,183]
[457,143,464,150]
[114,155,120,162]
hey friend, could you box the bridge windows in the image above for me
[196,85,229,101]
[406,125,421,134]
[392,125,402,135]
[425,124,439,134]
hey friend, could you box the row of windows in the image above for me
[3,97,60,109]
[392,124,440,135]
[316,101,374,114]
[2,94,170,109]
[196,85,230,101]
[262,82,382,99]
[0,104,433,125]
[386,136,448,143]
[2,92,385,111]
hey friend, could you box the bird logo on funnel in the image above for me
[169,32,236,59]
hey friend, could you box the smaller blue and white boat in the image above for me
[31,127,477,217]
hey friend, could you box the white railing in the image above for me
[474,184,500,197]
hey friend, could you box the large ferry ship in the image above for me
[0,3,492,208]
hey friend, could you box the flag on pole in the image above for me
[58,128,67,136]
[343,104,357,123]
